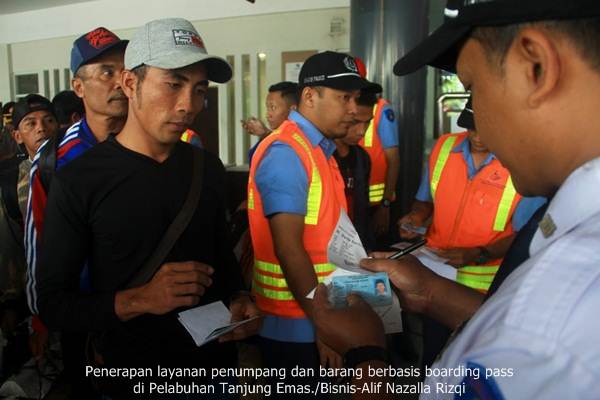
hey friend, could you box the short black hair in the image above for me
[268,81,299,105]
[472,18,600,73]
[52,91,84,126]
[356,90,378,107]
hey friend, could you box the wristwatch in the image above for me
[381,199,392,208]
[344,345,389,369]
[476,246,491,265]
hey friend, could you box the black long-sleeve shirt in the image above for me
[37,136,242,368]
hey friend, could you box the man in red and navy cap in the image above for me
[24,26,127,398]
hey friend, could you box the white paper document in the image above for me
[327,210,369,273]
[178,301,259,347]
[315,211,403,333]
[414,247,457,281]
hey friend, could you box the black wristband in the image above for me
[343,345,389,369]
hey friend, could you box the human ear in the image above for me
[71,77,84,98]
[301,87,314,108]
[120,70,137,100]
[12,130,23,145]
[513,27,560,109]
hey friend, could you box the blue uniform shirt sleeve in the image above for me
[415,160,433,202]
[255,141,308,217]
[511,196,547,232]
[377,104,399,148]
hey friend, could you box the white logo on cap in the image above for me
[343,56,358,73]
[444,8,459,18]
[172,29,205,49]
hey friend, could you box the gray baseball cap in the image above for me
[125,18,232,83]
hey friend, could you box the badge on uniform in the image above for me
[539,213,557,238]
[384,108,395,122]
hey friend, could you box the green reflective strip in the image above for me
[254,285,295,300]
[254,274,331,301]
[255,260,336,275]
[363,119,375,147]
[291,133,322,225]
[369,183,385,202]
[254,272,288,288]
[459,265,500,275]
[248,188,255,210]
[430,136,457,200]
[362,104,378,148]
[493,176,517,232]
[456,275,493,291]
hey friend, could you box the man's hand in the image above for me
[317,337,343,369]
[115,261,213,321]
[397,212,425,240]
[312,284,385,356]
[372,206,390,237]
[241,117,269,138]
[361,253,436,314]
[434,247,481,267]
[219,294,262,342]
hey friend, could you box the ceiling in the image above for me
[0,0,95,15]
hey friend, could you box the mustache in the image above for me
[108,92,128,102]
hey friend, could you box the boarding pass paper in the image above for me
[327,210,368,272]
[319,210,403,333]
[178,301,259,347]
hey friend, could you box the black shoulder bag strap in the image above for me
[126,148,205,289]
[38,130,65,193]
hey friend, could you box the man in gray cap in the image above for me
[36,18,259,397]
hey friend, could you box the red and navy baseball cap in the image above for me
[71,27,128,74]
[299,51,382,93]
[394,0,600,76]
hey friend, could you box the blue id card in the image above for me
[330,272,392,307]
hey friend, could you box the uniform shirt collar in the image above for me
[452,135,496,178]
[288,110,337,159]
[530,156,600,255]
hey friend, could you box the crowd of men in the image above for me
[1,0,599,398]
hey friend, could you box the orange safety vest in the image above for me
[426,132,521,293]
[247,120,346,318]
[359,98,389,205]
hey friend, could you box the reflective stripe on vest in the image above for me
[369,183,385,203]
[364,102,385,203]
[246,132,322,224]
[291,133,322,225]
[430,136,518,232]
[363,103,378,148]
[430,135,457,199]
[493,176,516,232]
[253,260,336,300]
[456,264,499,293]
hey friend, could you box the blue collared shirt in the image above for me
[255,110,336,217]
[378,103,399,148]
[415,137,545,231]
[254,110,337,343]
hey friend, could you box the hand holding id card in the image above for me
[330,272,392,308]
